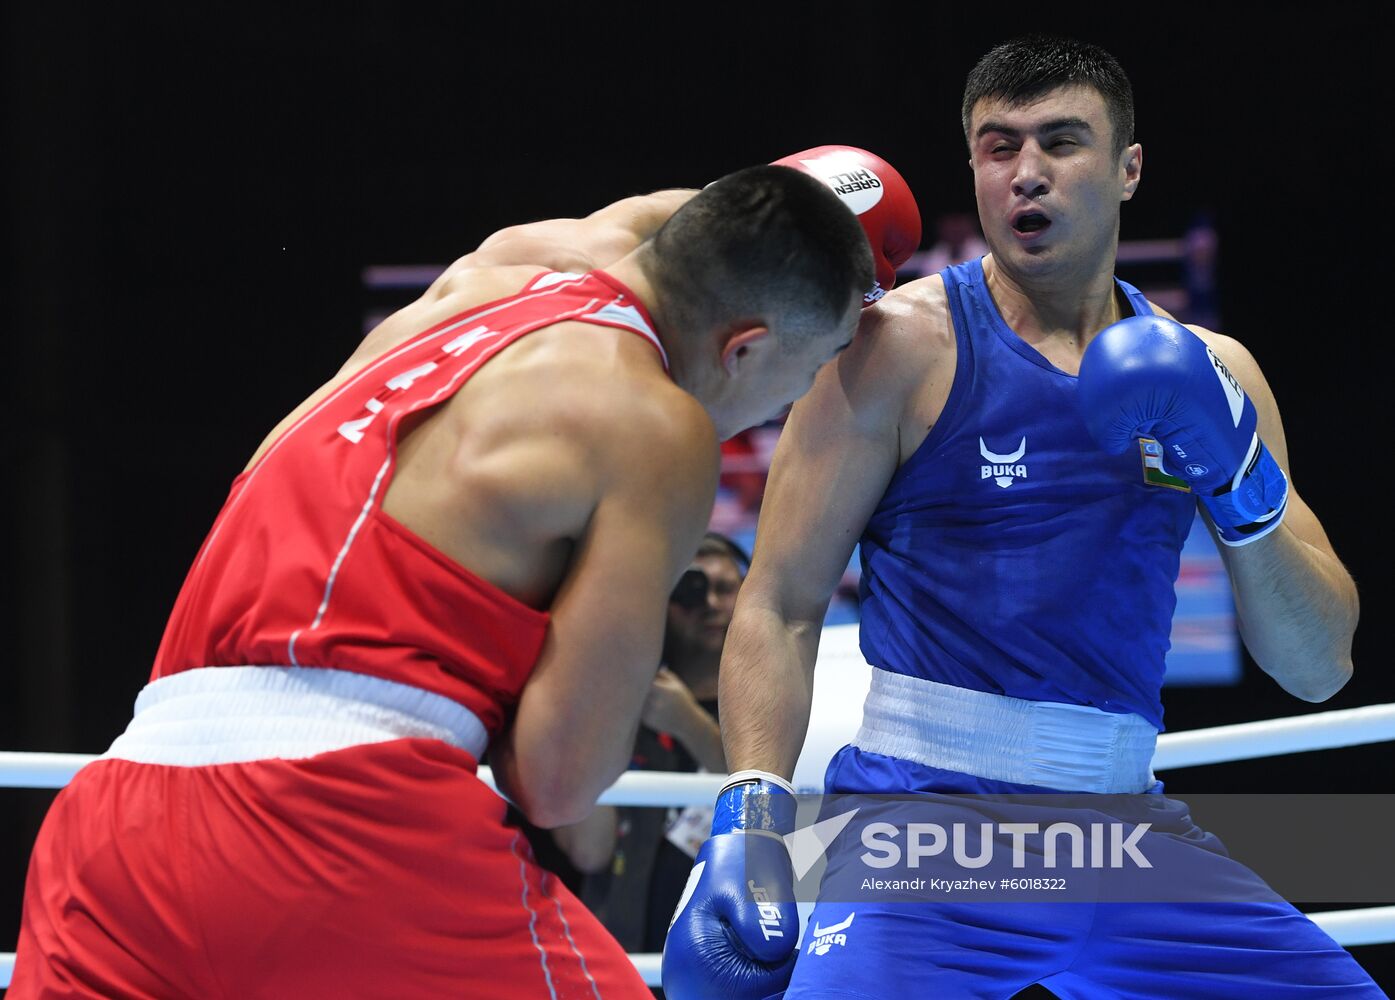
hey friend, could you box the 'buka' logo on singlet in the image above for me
[980,436,1027,488]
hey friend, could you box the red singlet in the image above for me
[11,270,666,999]
[155,268,665,734]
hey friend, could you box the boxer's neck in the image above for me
[983,252,1122,349]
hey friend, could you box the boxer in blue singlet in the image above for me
[661,35,1382,999]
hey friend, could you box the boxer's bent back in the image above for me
[11,166,875,996]
[16,268,674,999]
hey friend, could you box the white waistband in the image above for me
[102,667,489,767]
[853,670,1157,794]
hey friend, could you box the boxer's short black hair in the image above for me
[647,165,873,344]
[962,35,1135,156]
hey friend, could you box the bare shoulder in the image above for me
[592,361,718,487]
[863,273,953,359]
[242,263,553,473]
[498,322,719,493]
[447,189,697,277]
[811,274,957,460]
[1146,311,1290,468]
[1187,326,1259,375]
[341,263,548,376]
[842,275,953,409]
[548,332,720,536]
[431,260,550,302]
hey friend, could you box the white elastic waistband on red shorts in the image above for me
[853,669,1158,794]
[102,666,489,766]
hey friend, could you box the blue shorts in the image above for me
[783,746,1385,999]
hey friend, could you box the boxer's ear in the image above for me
[720,325,772,377]
[1121,143,1143,201]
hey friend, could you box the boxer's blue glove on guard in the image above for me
[1078,315,1289,545]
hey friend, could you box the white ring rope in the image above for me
[1151,703,1395,770]
[0,752,98,790]
[1307,905,1395,949]
[3,910,1393,991]
[2,703,1392,988]
[3,703,1393,798]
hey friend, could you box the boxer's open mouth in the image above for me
[1014,213,1050,233]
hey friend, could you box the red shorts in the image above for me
[11,739,648,999]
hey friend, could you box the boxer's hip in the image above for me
[103,664,490,766]
[17,743,643,998]
[15,670,648,997]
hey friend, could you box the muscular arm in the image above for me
[451,189,698,275]
[490,392,719,828]
[551,805,619,875]
[287,187,699,440]
[719,301,925,777]
[1194,330,1358,701]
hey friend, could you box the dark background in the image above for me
[4,3,1390,989]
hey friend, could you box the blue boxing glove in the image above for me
[662,770,799,1000]
[1077,315,1289,545]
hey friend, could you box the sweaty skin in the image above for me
[241,190,857,827]
[720,85,1357,780]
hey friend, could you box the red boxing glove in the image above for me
[772,145,921,305]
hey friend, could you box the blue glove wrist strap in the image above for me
[1202,439,1289,546]
[712,779,796,837]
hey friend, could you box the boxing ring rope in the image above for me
[1150,703,1395,770]
[3,702,1394,987]
[11,702,1391,796]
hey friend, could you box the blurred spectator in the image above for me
[506,533,746,973]
[905,211,989,277]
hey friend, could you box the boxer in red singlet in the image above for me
[9,166,879,998]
